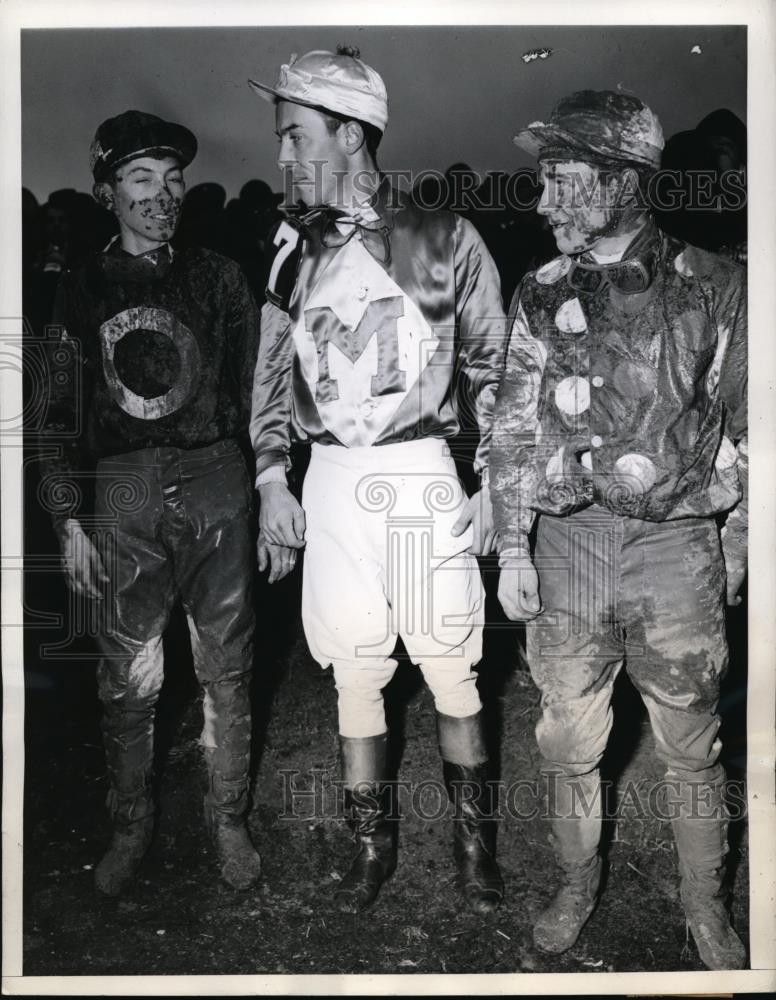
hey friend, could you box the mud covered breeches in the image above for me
[92,439,255,825]
[525,504,729,853]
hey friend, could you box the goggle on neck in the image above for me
[567,226,659,296]
[299,204,393,265]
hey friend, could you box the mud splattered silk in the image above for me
[41,241,260,522]
[490,223,747,564]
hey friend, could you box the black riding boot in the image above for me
[438,711,504,915]
[334,734,397,913]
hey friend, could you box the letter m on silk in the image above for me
[304,296,407,403]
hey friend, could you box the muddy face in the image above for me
[537,159,623,255]
[110,155,184,254]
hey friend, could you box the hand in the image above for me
[58,519,109,600]
[258,482,306,548]
[724,555,746,607]
[257,534,298,584]
[451,487,498,556]
[498,554,542,621]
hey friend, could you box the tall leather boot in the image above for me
[203,768,262,891]
[202,741,262,891]
[437,711,504,916]
[334,734,397,913]
[95,691,157,897]
[95,721,156,898]
[90,617,167,899]
[671,776,747,969]
[200,673,261,890]
[95,789,155,896]
[533,768,602,953]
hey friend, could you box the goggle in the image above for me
[567,255,653,295]
[567,224,661,296]
[298,206,393,265]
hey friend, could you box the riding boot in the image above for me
[671,777,747,969]
[203,742,262,890]
[95,716,156,896]
[334,733,397,913]
[95,787,155,896]
[437,711,504,915]
[533,768,602,952]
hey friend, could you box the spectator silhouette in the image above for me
[175,182,228,254]
[656,108,746,262]
[222,180,283,304]
[411,172,447,210]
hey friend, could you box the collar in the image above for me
[578,220,659,267]
[99,239,175,283]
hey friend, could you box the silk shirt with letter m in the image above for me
[250,183,507,479]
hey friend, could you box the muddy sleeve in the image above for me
[453,214,508,476]
[489,279,546,556]
[38,273,93,536]
[225,261,262,428]
[716,266,748,565]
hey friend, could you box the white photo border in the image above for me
[2,0,774,994]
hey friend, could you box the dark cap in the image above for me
[695,108,746,154]
[90,110,197,182]
[514,90,664,169]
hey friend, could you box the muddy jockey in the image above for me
[41,111,262,895]
[491,91,747,968]
[248,47,509,914]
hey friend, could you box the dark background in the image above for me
[22,25,745,200]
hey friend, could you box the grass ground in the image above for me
[21,568,749,977]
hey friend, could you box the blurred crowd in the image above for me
[22,107,746,336]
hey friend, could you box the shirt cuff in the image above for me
[498,537,531,564]
[256,465,288,488]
